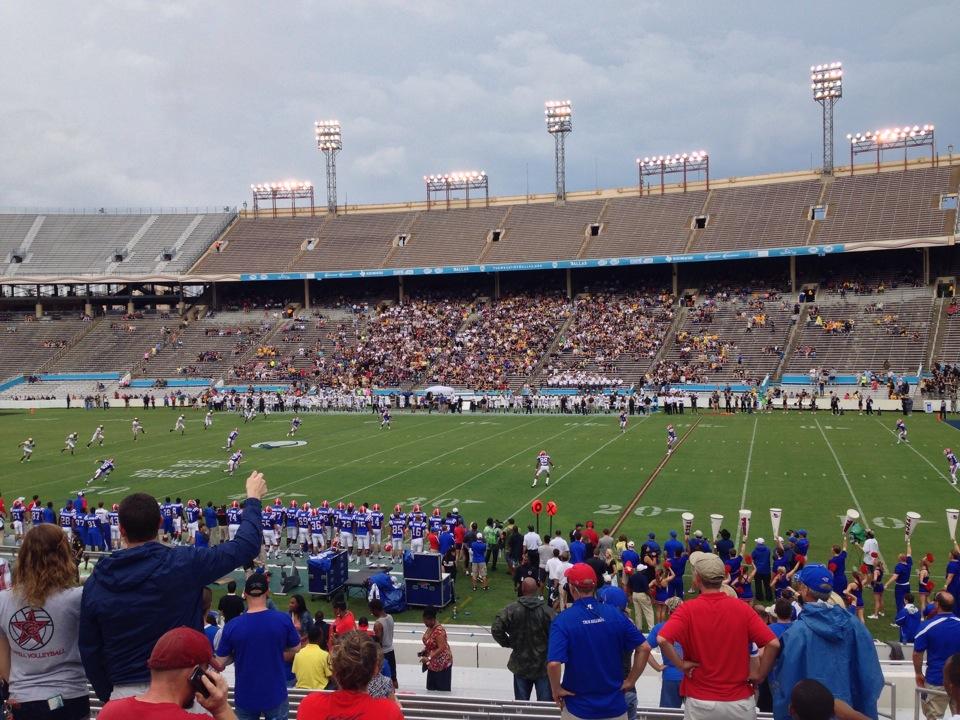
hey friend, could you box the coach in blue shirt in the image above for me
[547,564,646,719]
[914,592,960,719]
[80,471,265,702]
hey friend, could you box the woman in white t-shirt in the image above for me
[0,524,87,719]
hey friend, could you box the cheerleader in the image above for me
[868,556,886,619]
[844,571,866,623]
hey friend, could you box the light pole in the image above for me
[315,120,342,214]
[811,62,843,175]
[545,100,572,203]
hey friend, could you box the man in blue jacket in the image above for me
[79,470,266,702]
[771,563,884,720]
[751,538,773,602]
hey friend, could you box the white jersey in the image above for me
[205,412,214,427]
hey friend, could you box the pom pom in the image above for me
[926,553,935,564]
[735,585,744,596]
[797,555,806,566]
[624,564,634,575]
[743,555,754,565]
[663,560,672,569]
[724,564,732,574]
[871,551,879,558]
[926,581,936,593]
[828,562,837,573]
[859,564,869,575]
[383,542,393,553]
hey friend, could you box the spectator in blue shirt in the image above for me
[715,528,734,558]
[439,527,455,556]
[895,593,923,643]
[644,597,685,708]
[203,502,219,542]
[913,592,960,720]
[752,538,773,601]
[547,564,646,719]
[569,535,587,565]
[663,530,683,559]
[470,535,488,591]
[886,541,914,612]
[620,541,640,569]
[215,572,301,720]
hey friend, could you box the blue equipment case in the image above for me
[403,552,452,608]
[307,549,349,597]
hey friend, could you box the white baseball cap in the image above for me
[755,538,766,544]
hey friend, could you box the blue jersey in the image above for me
[948,452,958,468]
[409,520,426,539]
[30,506,44,524]
[286,509,298,527]
[172,502,183,519]
[309,514,323,533]
[270,506,284,525]
[98,461,114,473]
[228,431,239,441]
[370,511,384,530]
[428,515,443,534]
[354,512,370,536]
[297,509,310,528]
[227,507,242,525]
[108,511,119,527]
[11,507,25,523]
[897,421,907,432]
[84,513,98,530]
[185,506,201,523]
[341,510,356,533]
[261,510,276,531]
[161,503,173,519]
[668,429,677,442]
[390,515,406,538]
[59,509,75,528]
[230,452,243,464]
[537,454,551,467]
[319,507,333,527]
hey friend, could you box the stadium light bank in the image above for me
[315,120,342,215]
[545,100,572,203]
[424,171,489,211]
[636,152,709,196]
[250,181,315,219]
[811,61,843,176]
[846,125,935,174]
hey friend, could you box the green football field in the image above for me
[4,406,959,639]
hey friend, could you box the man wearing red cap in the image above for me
[547,563,647,720]
[98,627,234,720]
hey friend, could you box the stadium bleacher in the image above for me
[0,212,233,278]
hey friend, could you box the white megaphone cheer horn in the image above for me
[948,509,959,541]
[842,508,860,534]
[739,509,752,539]
[710,514,724,541]
[904,511,921,540]
[681,512,695,536]
[770,508,783,540]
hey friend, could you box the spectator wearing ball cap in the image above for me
[581,521,599,549]
[97,627,233,720]
[771,563,883,720]
[624,551,654,632]
[657,551,779,719]
[752,538,773,602]
[620,540,640,570]
[547,564,647,719]
[663,530,683,559]
[597,585,640,718]
[913,592,960,720]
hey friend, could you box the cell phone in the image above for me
[189,666,211,697]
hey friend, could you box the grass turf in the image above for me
[5,406,959,640]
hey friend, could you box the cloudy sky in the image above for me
[1,1,957,210]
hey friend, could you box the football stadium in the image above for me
[2,4,960,719]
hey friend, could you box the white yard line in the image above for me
[163,421,471,498]
[424,421,584,504]
[507,417,648,520]
[329,418,543,500]
[735,416,760,546]
[814,418,873,534]
[872,417,960,495]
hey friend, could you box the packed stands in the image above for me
[0,212,233,277]
[426,293,573,390]
[539,289,674,388]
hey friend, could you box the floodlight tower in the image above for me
[545,100,572,202]
[811,62,843,175]
[315,120,342,214]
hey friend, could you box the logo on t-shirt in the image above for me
[9,607,54,650]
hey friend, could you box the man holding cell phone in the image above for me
[97,627,235,720]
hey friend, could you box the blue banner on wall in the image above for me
[238,244,846,282]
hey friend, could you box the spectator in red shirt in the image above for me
[331,599,356,647]
[657,551,780,719]
[581,521,599,549]
[297,630,402,720]
[427,530,440,553]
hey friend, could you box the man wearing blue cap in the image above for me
[771,563,883,720]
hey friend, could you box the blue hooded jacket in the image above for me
[771,602,884,720]
[79,497,262,701]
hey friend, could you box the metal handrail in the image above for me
[914,684,948,720]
